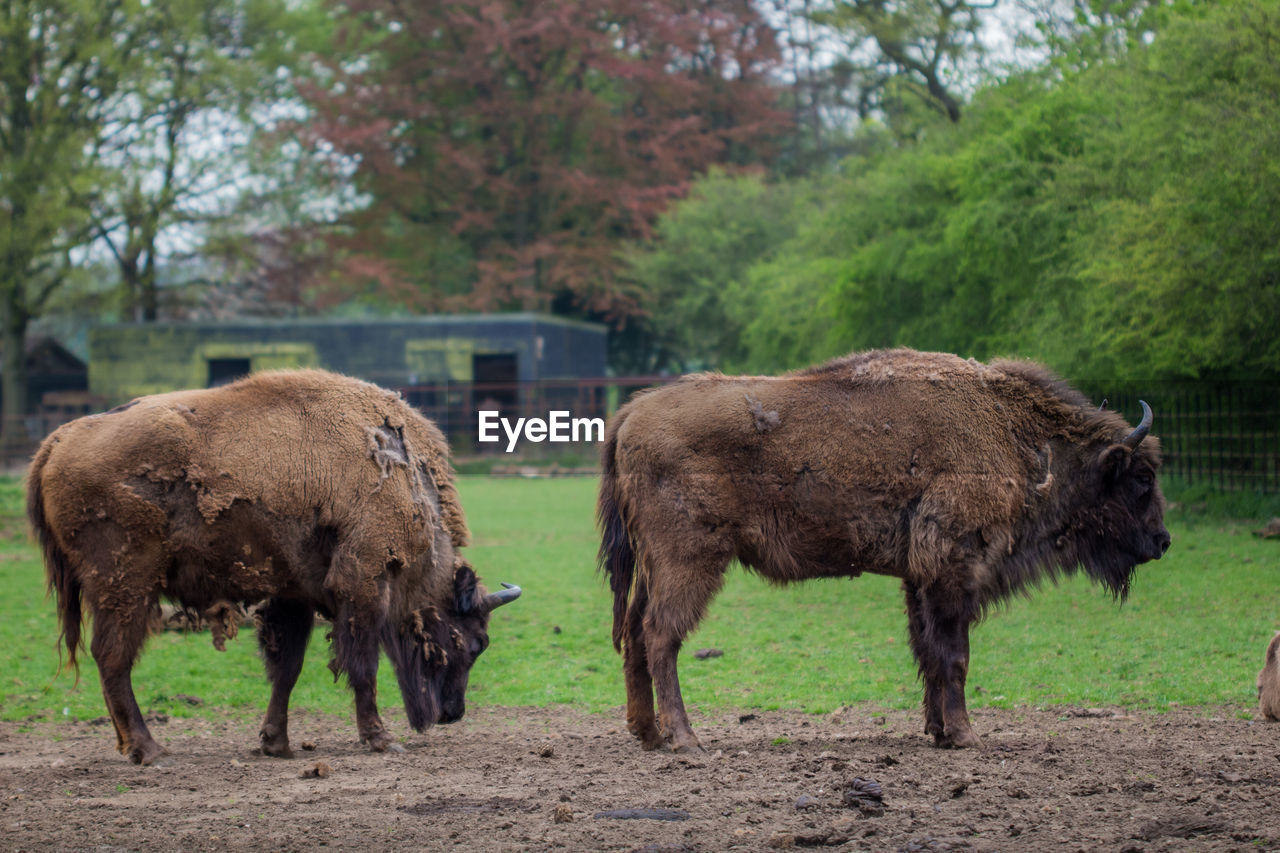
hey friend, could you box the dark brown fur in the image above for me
[598,349,1170,753]
[1258,632,1280,721]
[28,369,505,764]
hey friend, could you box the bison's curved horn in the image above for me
[1122,400,1153,450]
[484,582,522,611]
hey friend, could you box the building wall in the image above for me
[88,314,607,404]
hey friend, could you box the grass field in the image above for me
[2,475,1277,726]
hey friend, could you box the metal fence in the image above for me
[4,377,1279,492]
[1079,380,1280,493]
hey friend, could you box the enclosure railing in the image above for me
[4,377,1278,492]
[1077,380,1280,493]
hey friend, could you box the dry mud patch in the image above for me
[2,705,1278,851]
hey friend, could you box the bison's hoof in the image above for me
[670,739,705,755]
[934,729,984,750]
[259,726,294,758]
[260,742,294,759]
[130,741,170,766]
[630,724,664,751]
[365,732,405,754]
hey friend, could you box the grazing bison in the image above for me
[28,369,520,765]
[1258,632,1280,721]
[598,349,1170,753]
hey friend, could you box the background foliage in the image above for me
[627,0,1280,380]
[6,0,1276,387]
[300,0,787,322]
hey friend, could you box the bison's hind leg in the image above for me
[641,552,728,755]
[622,579,663,750]
[75,527,171,766]
[90,591,168,765]
[256,598,315,757]
[1259,632,1280,722]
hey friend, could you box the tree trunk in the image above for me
[141,260,159,322]
[0,299,31,462]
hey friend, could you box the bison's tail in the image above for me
[26,440,83,679]
[597,413,636,654]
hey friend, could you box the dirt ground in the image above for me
[2,703,1277,852]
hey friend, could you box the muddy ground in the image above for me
[2,703,1277,851]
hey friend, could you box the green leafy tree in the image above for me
[621,170,814,371]
[1,0,326,452]
[1059,0,1280,380]
[89,0,322,322]
[1029,0,1178,70]
[667,0,1280,381]
[813,0,999,124]
[1,0,140,452]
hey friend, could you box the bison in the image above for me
[598,348,1170,753]
[28,369,520,765]
[1259,632,1280,721]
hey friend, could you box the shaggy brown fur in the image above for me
[28,369,518,765]
[599,349,1170,753]
[150,602,257,638]
[1258,632,1280,721]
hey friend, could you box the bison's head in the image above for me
[387,566,520,731]
[1078,401,1172,596]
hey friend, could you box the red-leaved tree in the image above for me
[302,0,787,320]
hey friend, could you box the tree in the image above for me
[622,169,815,371]
[88,0,321,322]
[1023,0,1169,70]
[683,0,1280,381]
[1,0,327,453]
[1053,0,1280,380]
[302,0,788,323]
[813,0,999,124]
[1,0,140,453]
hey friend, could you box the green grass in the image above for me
[2,476,1277,726]
[1162,475,1280,522]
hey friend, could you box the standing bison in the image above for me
[28,369,519,765]
[598,349,1170,753]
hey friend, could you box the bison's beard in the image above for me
[381,621,443,732]
[1076,535,1139,600]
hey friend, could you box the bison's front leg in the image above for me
[256,598,315,757]
[904,582,945,739]
[904,581,983,750]
[331,607,405,754]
